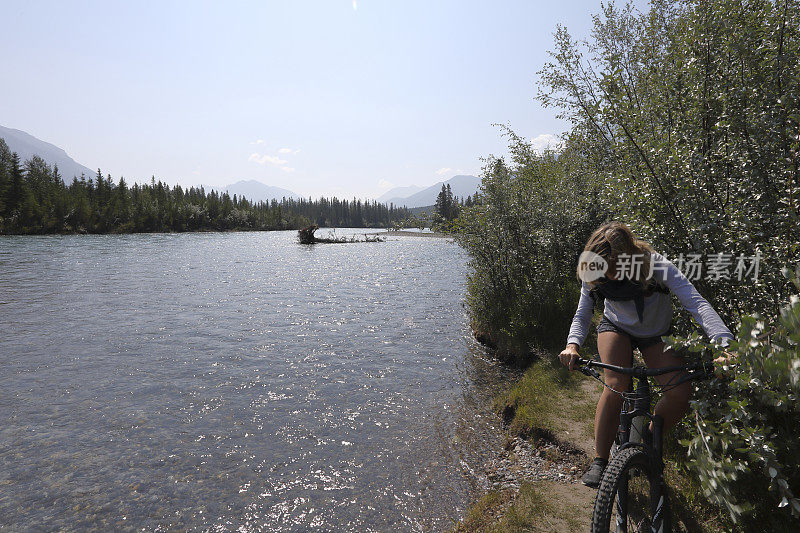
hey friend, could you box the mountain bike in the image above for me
[574,356,713,533]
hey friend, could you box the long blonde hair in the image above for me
[579,221,654,287]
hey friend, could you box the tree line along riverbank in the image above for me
[0,141,411,235]
[452,1,800,530]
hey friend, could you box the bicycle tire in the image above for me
[591,447,669,533]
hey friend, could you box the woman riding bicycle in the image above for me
[559,221,734,488]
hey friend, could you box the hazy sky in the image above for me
[1,1,641,198]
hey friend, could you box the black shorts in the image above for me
[596,315,670,351]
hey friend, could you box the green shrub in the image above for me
[668,271,800,527]
[539,0,800,325]
[455,129,606,363]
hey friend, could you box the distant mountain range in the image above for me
[1,125,479,207]
[0,125,95,181]
[379,174,481,207]
[376,184,425,203]
[0,125,301,202]
[210,180,300,203]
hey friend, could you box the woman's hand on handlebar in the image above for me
[712,349,738,380]
[559,343,580,371]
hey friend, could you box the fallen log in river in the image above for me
[297,225,386,244]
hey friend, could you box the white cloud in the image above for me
[435,167,453,176]
[250,139,266,145]
[378,179,394,189]
[249,145,299,169]
[249,153,288,166]
[530,133,561,153]
[352,0,357,10]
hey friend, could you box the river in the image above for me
[0,230,517,531]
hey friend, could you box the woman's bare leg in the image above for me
[595,331,633,459]
[640,342,691,433]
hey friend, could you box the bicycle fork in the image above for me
[613,378,668,533]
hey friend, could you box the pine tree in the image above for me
[0,139,10,216]
[5,153,25,214]
[435,184,448,220]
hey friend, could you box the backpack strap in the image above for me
[644,279,670,296]
[589,286,605,310]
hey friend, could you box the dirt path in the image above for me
[456,355,732,533]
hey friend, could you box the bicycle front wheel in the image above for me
[591,447,668,533]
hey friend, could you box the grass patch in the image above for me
[453,489,512,532]
[494,356,597,451]
[453,482,586,533]
[491,481,550,531]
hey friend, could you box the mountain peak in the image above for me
[0,125,95,181]
[212,180,300,203]
[380,175,480,207]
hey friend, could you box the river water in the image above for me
[0,230,517,532]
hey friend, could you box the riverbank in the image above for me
[368,230,451,238]
[454,355,732,532]
[453,357,598,531]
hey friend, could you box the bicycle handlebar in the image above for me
[574,357,712,378]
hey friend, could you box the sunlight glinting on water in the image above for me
[0,231,516,531]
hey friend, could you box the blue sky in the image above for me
[1,1,641,198]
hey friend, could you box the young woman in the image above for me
[559,222,734,488]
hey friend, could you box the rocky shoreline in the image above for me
[484,436,587,493]
[453,359,600,531]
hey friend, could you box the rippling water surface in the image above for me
[0,230,516,531]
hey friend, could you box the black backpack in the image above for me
[589,278,669,322]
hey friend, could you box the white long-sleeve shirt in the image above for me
[566,252,735,347]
